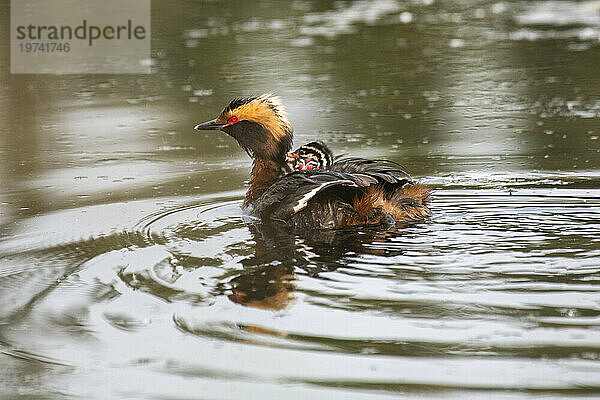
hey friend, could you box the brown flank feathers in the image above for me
[350,184,431,226]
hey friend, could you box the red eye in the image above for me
[230,116,238,123]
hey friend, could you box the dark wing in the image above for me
[330,157,412,184]
[253,170,377,221]
[254,157,414,222]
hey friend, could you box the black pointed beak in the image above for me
[194,118,224,131]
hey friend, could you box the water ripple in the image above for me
[0,182,599,397]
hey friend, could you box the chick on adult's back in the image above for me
[194,94,430,229]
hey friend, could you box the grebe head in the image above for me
[194,94,293,162]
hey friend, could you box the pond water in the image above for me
[1,0,600,398]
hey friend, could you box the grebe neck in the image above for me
[243,158,282,208]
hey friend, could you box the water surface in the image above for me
[1,0,600,398]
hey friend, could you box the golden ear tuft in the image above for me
[225,94,292,140]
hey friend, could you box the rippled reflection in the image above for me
[1,185,598,397]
